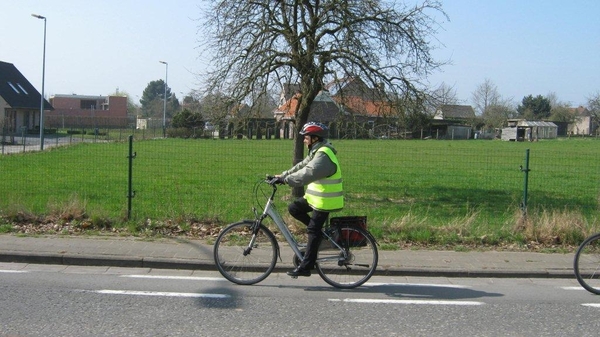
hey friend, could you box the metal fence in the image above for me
[1,126,599,231]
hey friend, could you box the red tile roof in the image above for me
[275,77,394,119]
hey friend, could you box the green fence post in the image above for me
[519,148,531,216]
[127,135,137,220]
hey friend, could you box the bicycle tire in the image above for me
[213,221,278,285]
[574,232,600,295]
[316,225,378,289]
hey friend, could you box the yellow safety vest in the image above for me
[305,146,344,211]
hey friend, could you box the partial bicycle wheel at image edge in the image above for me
[574,232,600,295]
[213,221,278,285]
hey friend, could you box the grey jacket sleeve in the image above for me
[281,150,337,188]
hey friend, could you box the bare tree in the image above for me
[198,91,235,126]
[482,104,515,130]
[0,117,7,144]
[471,79,517,130]
[546,92,576,124]
[244,88,279,119]
[471,78,501,116]
[199,0,447,194]
[426,82,459,114]
[587,91,600,134]
[545,91,561,108]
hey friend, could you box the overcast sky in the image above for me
[2,0,598,107]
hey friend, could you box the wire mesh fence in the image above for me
[1,127,599,235]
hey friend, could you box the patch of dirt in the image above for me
[4,218,223,239]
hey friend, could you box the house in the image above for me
[274,77,396,139]
[431,105,476,140]
[326,77,396,121]
[274,90,343,122]
[433,105,476,121]
[568,106,595,135]
[501,119,557,141]
[274,90,344,137]
[47,94,129,128]
[0,61,53,144]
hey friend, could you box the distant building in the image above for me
[568,106,595,135]
[274,77,396,139]
[47,94,128,128]
[501,119,557,141]
[0,61,53,143]
[431,105,476,140]
[135,116,163,130]
[433,105,476,121]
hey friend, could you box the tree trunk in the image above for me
[291,136,305,198]
[291,101,311,198]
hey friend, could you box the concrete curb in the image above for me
[0,251,575,279]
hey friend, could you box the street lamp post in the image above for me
[159,60,168,138]
[32,13,47,150]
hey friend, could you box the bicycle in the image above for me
[213,177,378,289]
[574,232,600,294]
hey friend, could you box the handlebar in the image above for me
[266,175,285,185]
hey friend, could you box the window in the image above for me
[16,83,29,95]
[7,82,19,94]
[80,100,97,109]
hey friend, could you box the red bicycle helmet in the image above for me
[299,122,328,138]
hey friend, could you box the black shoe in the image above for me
[287,267,311,277]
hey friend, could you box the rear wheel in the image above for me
[316,225,378,289]
[213,221,278,285]
[574,233,600,295]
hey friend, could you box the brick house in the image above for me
[47,94,128,128]
[0,61,53,143]
[274,77,396,139]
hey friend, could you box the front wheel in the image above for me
[213,221,278,285]
[316,225,378,289]
[574,233,600,295]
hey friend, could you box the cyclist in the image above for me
[275,122,343,277]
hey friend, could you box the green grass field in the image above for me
[1,137,599,248]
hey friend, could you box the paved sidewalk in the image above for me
[0,234,576,278]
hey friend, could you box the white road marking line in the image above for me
[329,298,484,306]
[0,270,28,273]
[562,286,586,290]
[582,303,600,308]
[120,275,225,281]
[94,290,230,299]
[365,282,470,289]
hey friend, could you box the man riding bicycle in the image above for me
[275,122,344,277]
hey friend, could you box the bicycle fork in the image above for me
[243,219,265,256]
[242,217,282,262]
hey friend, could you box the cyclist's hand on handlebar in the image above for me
[266,175,285,185]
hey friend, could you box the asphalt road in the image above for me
[1,263,600,336]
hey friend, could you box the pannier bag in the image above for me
[329,216,367,247]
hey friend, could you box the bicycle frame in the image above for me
[255,182,304,261]
[253,180,344,264]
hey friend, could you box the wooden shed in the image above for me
[501,120,557,141]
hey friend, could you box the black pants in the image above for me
[288,198,329,270]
